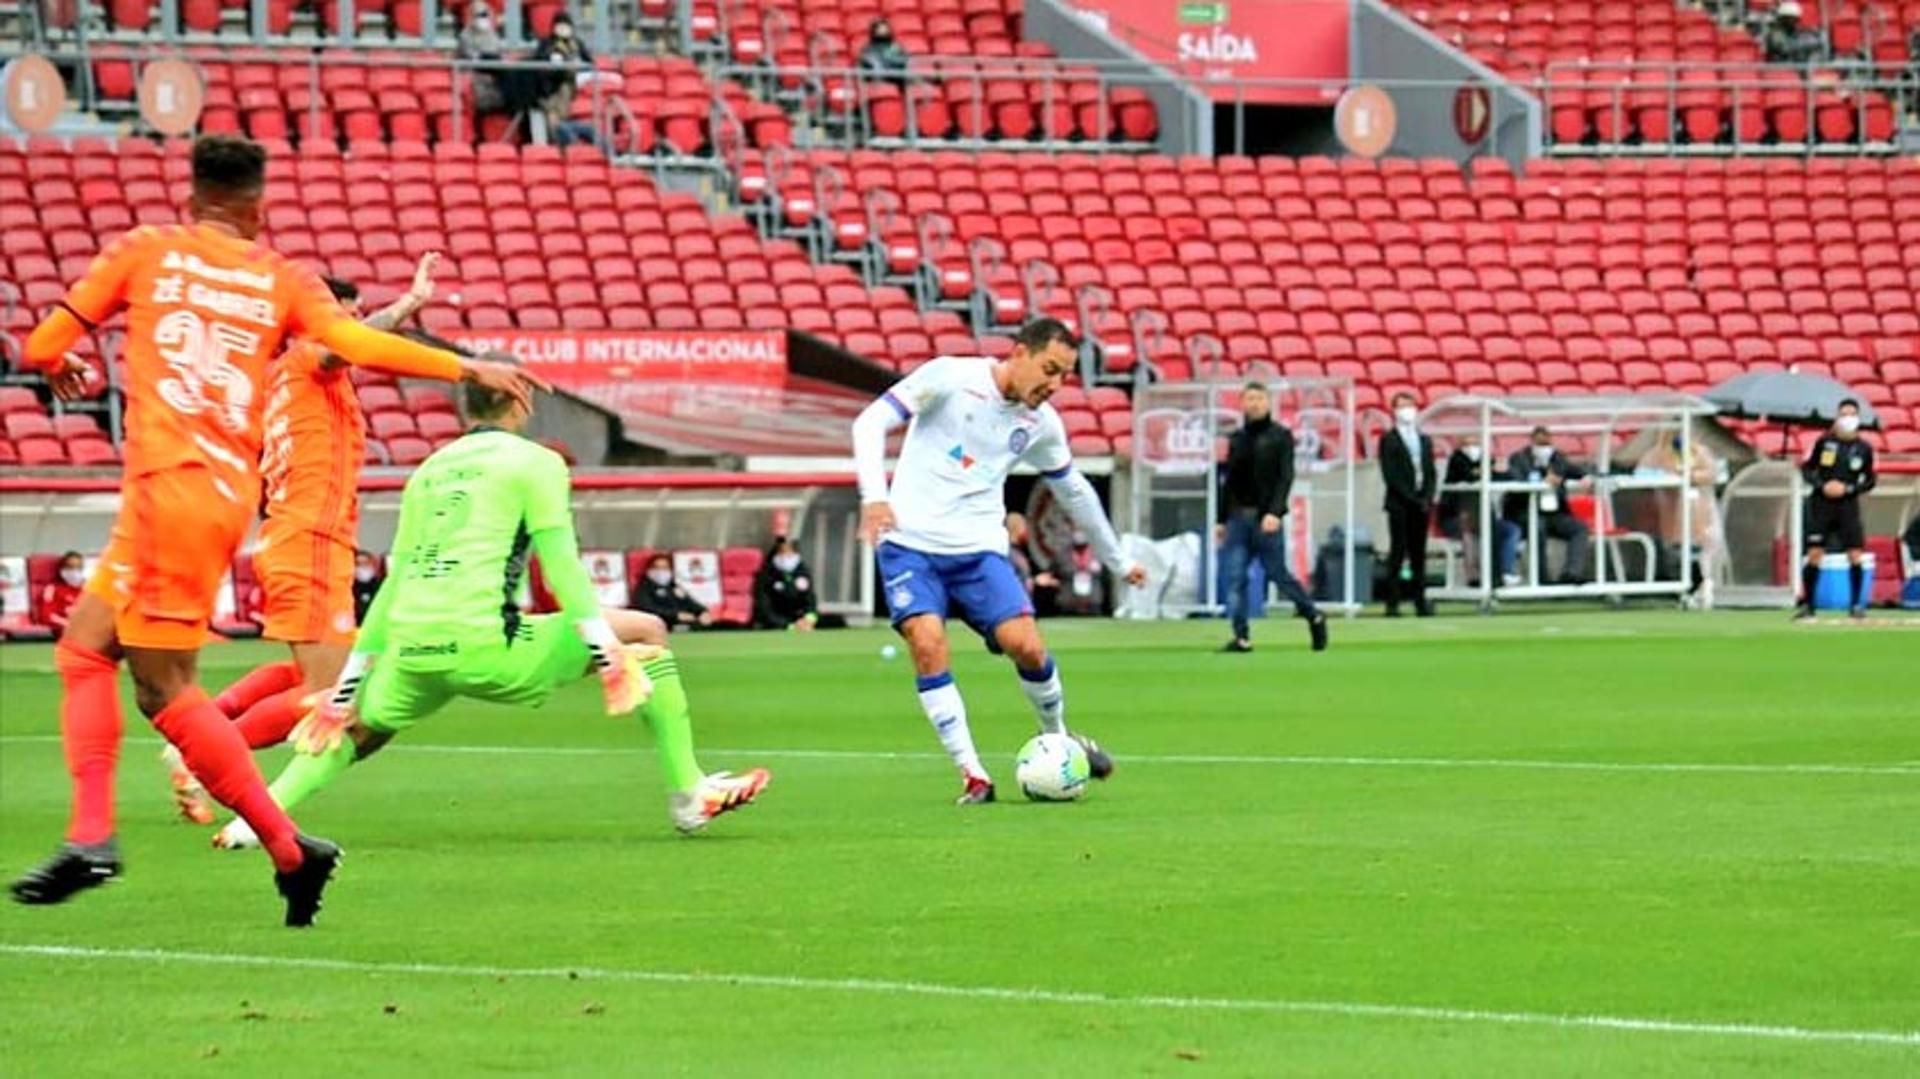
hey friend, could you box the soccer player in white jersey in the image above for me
[851,318,1148,804]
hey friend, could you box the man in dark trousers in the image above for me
[1378,392,1437,617]
[1797,398,1877,620]
[1216,382,1328,653]
[1505,426,1592,584]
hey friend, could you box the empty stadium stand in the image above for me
[741,148,1920,452]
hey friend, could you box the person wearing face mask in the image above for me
[1438,435,1522,587]
[1050,529,1108,617]
[1796,399,1877,619]
[633,553,714,631]
[1377,392,1437,617]
[1762,1,1824,64]
[859,18,912,86]
[39,551,88,637]
[752,537,819,631]
[351,551,384,625]
[457,1,506,114]
[534,12,599,146]
[1505,426,1592,585]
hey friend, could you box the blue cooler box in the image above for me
[1812,552,1875,610]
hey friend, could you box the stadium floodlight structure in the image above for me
[1128,348,1360,618]
[1421,393,1720,612]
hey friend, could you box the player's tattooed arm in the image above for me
[363,252,442,332]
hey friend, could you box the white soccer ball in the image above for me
[1014,733,1091,802]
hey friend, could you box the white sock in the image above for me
[1017,656,1065,735]
[916,673,985,779]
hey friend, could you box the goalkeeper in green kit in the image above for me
[213,374,771,848]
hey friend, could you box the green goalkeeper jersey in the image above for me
[357,427,599,671]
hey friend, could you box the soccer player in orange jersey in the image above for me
[9,135,539,925]
[163,257,444,824]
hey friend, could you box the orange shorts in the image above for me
[253,518,358,645]
[85,466,255,651]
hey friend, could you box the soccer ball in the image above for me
[1014,733,1091,802]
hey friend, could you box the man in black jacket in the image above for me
[1505,426,1592,584]
[1378,392,1437,617]
[1217,382,1327,653]
[1797,398,1877,619]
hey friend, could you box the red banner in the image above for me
[1071,0,1350,105]
[444,330,787,387]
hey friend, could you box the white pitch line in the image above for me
[0,944,1912,1050]
[0,735,1914,777]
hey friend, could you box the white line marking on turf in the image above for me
[0,944,1912,1050]
[0,735,1914,777]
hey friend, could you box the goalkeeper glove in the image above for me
[579,618,659,715]
[291,696,352,755]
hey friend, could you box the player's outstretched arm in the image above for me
[361,252,441,332]
[1042,466,1147,586]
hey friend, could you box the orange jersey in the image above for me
[54,223,348,497]
[261,341,366,543]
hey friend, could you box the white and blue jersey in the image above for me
[872,357,1074,557]
[857,357,1079,636]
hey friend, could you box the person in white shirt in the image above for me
[851,319,1146,804]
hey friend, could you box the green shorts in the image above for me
[360,614,593,734]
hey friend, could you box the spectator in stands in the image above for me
[1505,427,1593,585]
[633,553,714,631]
[1216,381,1328,653]
[1438,435,1521,587]
[534,11,599,147]
[457,1,508,115]
[1378,392,1437,617]
[39,550,85,637]
[1906,512,1920,565]
[859,18,912,87]
[1005,512,1060,614]
[351,550,383,624]
[752,537,819,631]
[1763,1,1824,64]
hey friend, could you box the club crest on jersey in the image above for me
[1008,426,1032,455]
[947,443,976,470]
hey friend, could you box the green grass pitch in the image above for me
[1,611,1916,1076]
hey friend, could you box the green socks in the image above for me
[641,652,704,793]
[266,737,356,812]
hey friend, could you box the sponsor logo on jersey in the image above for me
[947,444,976,470]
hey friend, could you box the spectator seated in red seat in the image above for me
[631,552,714,631]
[37,550,87,637]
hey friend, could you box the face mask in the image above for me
[1835,415,1860,435]
[647,569,673,587]
[1462,444,1482,463]
[1531,444,1553,463]
[60,568,85,587]
[1394,406,1417,426]
[354,566,376,583]
[474,8,491,24]
[554,23,573,39]
[773,553,801,573]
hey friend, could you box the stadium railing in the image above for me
[40,46,667,158]
[0,471,880,623]
[1540,59,1913,155]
